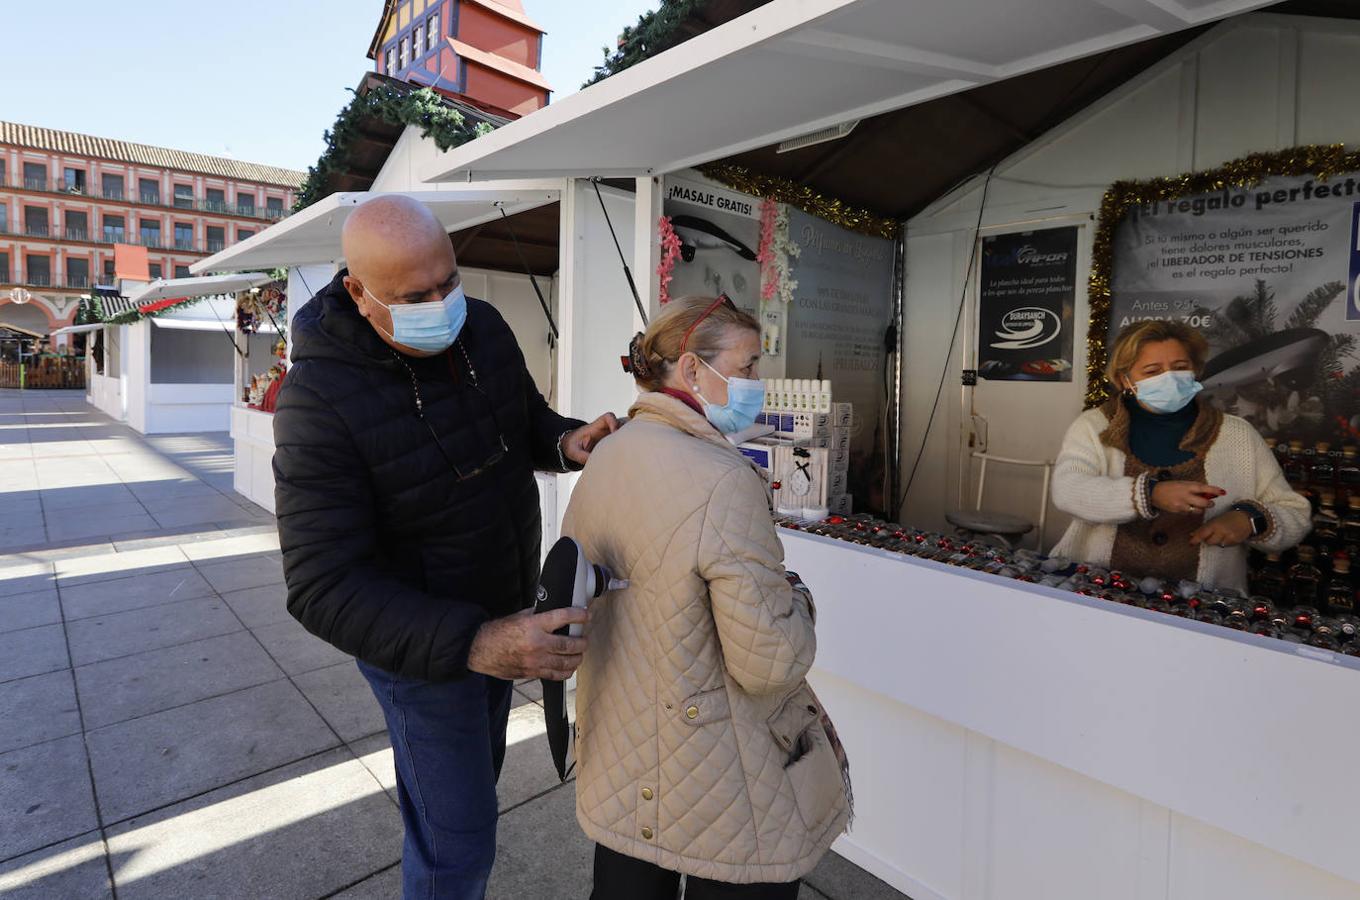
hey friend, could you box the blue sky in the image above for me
[1,1,655,174]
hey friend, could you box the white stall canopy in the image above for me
[421,0,1283,183]
[146,297,242,332]
[127,273,275,306]
[191,187,560,274]
[50,324,105,337]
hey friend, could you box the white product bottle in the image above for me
[818,380,832,413]
[800,380,813,411]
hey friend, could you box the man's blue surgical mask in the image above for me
[1134,369,1202,414]
[366,282,467,354]
[695,357,765,434]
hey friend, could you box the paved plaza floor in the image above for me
[0,389,906,900]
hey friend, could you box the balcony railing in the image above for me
[3,175,292,221]
[1,272,105,290]
[0,221,217,254]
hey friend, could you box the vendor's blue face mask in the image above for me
[695,357,765,434]
[366,282,467,354]
[1134,369,1202,414]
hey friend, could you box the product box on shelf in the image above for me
[828,493,853,515]
[831,427,851,453]
[828,467,849,497]
[828,448,850,474]
[832,402,854,429]
[738,439,778,472]
[772,445,829,516]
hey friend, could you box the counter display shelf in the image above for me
[231,404,278,514]
[783,526,1360,900]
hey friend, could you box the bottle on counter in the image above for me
[1326,554,1355,615]
[1313,495,1341,570]
[1343,495,1360,550]
[1284,440,1309,485]
[1289,545,1323,608]
[1312,442,1336,485]
[1249,552,1287,604]
[1339,446,1360,490]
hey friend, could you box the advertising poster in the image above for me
[977,227,1078,381]
[1110,172,1360,445]
[784,207,896,505]
[662,176,762,317]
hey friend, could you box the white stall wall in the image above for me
[458,267,557,399]
[900,13,1360,543]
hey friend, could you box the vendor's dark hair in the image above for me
[628,295,759,392]
[1107,320,1209,388]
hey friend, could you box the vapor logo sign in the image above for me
[990,307,1062,350]
[1350,201,1360,321]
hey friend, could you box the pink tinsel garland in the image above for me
[757,198,779,301]
[656,215,682,305]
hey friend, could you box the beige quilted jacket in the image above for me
[561,392,850,884]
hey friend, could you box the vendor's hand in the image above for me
[1189,510,1254,548]
[563,413,621,465]
[467,607,589,681]
[1151,480,1225,516]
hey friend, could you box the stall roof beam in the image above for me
[421,0,1283,184]
[192,185,560,274]
[127,273,274,305]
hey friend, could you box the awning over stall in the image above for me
[421,0,1283,184]
[50,324,106,337]
[191,187,559,273]
[127,273,274,306]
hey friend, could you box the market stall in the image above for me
[193,185,600,532]
[413,2,1360,897]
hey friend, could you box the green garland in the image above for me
[584,0,711,87]
[294,85,495,211]
[94,295,212,327]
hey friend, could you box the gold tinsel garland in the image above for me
[1085,143,1360,408]
[698,163,899,240]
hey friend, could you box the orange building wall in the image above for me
[458,5,538,69]
[462,65,547,117]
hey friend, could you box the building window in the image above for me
[101,174,125,201]
[174,222,194,250]
[173,184,194,209]
[64,210,88,241]
[25,255,51,287]
[0,252,8,282]
[206,188,226,212]
[266,196,284,217]
[140,219,161,248]
[175,264,190,279]
[64,168,87,193]
[237,228,255,241]
[237,193,255,216]
[0,159,6,184]
[102,215,126,243]
[23,162,46,191]
[0,205,6,234]
[206,225,225,253]
[400,36,410,69]
[414,25,424,57]
[149,262,163,280]
[23,206,49,238]
[66,258,89,289]
[428,12,439,48]
[103,259,116,279]
[386,46,396,74]
[139,178,161,204]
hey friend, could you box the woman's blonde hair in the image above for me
[628,295,760,392]
[1106,319,1209,389]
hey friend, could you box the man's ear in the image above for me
[342,276,369,316]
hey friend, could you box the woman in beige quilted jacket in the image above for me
[562,296,850,899]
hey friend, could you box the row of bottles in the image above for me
[780,513,1360,654]
[1250,548,1357,616]
[762,379,832,414]
[1271,439,1360,500]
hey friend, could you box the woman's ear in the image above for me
[678,352,700,391]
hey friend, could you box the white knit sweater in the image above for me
[1050,406,1312,594]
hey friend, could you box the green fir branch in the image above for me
[1284,280,1346,330]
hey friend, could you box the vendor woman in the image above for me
[1050,320,1310,594]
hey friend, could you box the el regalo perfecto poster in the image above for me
[977,226,1079,381]
[1109,171,1360,445]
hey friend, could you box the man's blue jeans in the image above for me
[358,660,514,900]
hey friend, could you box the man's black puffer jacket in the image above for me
[273,270,584,682]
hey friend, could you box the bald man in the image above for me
[273,195,617,899]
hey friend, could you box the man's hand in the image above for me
[1189,510,1254,548]
[467,607,589,681]
[562,413,620,466]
